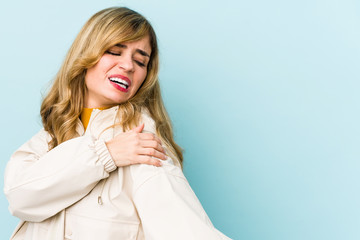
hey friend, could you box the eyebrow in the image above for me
[115,43,150,58]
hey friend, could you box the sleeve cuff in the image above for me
[94,139,117,173]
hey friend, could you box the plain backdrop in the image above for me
[1,0,360,239]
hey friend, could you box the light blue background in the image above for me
[1,0,360,239]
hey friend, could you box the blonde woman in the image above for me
[4,7,231,240]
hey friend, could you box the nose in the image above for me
[117,54,134,72]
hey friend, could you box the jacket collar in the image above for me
[76,105,120,140]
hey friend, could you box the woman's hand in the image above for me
[105,123,167,167]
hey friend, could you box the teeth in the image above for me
[109,77,129,89]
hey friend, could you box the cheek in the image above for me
[134,71,148,89]
[85,56,116,86]
[87,56,115,78]
[84,68,99,90]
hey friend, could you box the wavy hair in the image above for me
[40,7,183,165]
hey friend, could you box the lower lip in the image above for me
[109,80,129,93]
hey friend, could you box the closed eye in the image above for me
[106,50,121,56]
[106,49,147,67]
[135,60,146,67]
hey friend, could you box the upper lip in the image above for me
[108,74,131,87]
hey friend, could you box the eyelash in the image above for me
[106,51,121,56]
[106,51,146,67]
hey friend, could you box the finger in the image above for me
[140,140,165,153]
[136,155,163,167]
[138,132,162,144]
[138,148,167,160]
[131,123,145,133]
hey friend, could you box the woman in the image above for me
[4,7,231,240]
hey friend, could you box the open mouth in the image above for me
[109,77,129,90]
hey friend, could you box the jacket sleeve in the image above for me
[131,160,231,240]
[4,129,116,222]
[131,113,231,240]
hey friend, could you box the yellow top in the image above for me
[80,107,108,130]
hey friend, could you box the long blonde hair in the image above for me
[40,7,183,165]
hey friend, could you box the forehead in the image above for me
[114,35,151,53]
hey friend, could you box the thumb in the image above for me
[132,123,145,133]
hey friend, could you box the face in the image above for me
[84,36,151,108]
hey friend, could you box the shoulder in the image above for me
[24,128,51,148]
[140,108,156,133]
[11,128,51,159]
[140,108,182,168]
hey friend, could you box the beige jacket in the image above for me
[4,106,231,240]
